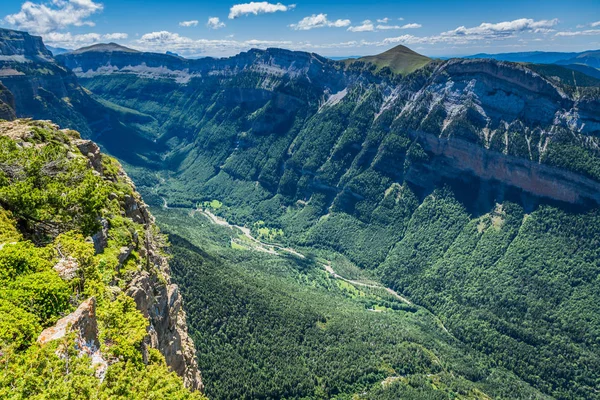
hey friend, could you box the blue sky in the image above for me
[1,0,599,58]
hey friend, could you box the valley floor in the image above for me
[153,206,552,400]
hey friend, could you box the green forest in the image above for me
[155,207,552,400]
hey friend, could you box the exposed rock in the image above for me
[37,297,108,379]
[74,139,103,172]
[126,270,203,391]
[91,218,109,254]
[117,245,133,267]
[124,194,150,224]
[53,256,79,280]
[38,298,98,345]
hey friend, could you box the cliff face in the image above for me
[71,129,204,391]
[118,176,203,390]
[0,82,15,120]
[0,28,53,61]
[0,119,203,394]
[54,42,600,209]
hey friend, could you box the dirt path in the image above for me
[196,208,454,335]
[198,209,412,305]
[323,263,412,305]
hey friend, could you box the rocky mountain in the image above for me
[56,41,600,208]
[464,49,600,79]
[0,119,204,397]
[464,50,585,64]
[0,29,161,166]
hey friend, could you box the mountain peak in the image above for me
[69,42,139,54]
[352,44,431,75]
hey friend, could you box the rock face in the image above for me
[0,28,53,62]
[0,82,15,120]
[38,297,98,346]
[119,169,203,391]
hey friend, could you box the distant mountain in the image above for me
[67,42,140,54]
[46,45,71,55]
[556,50,600,69]
[347,44,431,75]
[464,50,583,64]
[464,49,600,80]
[327,55,361,60]
[0,28,54,62]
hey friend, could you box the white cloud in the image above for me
[401,23,421,29]
[592,21,600,27]
[440,18,559,40]
[103,32,128,40]
[207,17,226,29]
[228,2,295,19]
[179,20,199,27]
[555,29,600,37]
[4,0,103,35]
[348,20,374,32]
[136,30,293,56]
[376,23,422,30]
[43,31,128,48]
[377,18,560,47]
[376,18,390,23]
[290,14,351,30]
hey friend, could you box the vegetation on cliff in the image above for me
[0,120,204,399]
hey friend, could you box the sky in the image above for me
[1,0,599,58]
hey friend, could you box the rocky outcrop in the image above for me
[0,28,53,62]
[37,298,108,379]
[3,119,204,392]
[115,166,203,391]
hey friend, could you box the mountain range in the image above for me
[1,27,600,399]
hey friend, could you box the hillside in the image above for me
[0,119,203,398]
[347,45,432,75]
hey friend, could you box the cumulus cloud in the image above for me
[376,18,390,23]
[179,20,199,27]
[228,2,295,19]
[376,23,422,30]
[290,14,351,30]
[103,32,128,40]
[136,30,292,56]
[440,18,558,40]
[592,21,600,27]
[4,0,103,35]
[207,17,226,29]
[377,18,560,47]
[43,31,128,48]
[348,20,374,32]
